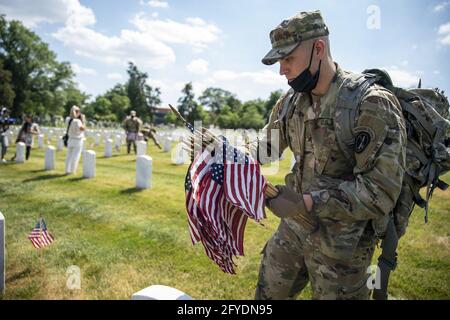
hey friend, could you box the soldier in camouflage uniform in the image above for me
[141,123,162,149]
[253,10,407,299]
[122,110,143,154]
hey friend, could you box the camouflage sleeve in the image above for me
[249,94,290,164]
[312,89,407,221]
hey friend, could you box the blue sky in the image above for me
[1,0,449,107]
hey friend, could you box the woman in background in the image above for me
[65,105,85,174]
[12,114,40,161]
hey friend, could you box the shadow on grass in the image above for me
[29,169,47,173]
[6,267,33,284]
[120,187,143,194]
[101,154,123,159]
[22,173,68,183]
[68,176,85,182]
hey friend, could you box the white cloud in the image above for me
[385,66,421,88]
[439,34,450,45]
[434,1,450,12]
[51,10,221,69]
[3,2,221,69]
[213,69,285,86]
[186,17,207,26]
[0,0,95,28]
[71,63,97,75]
[131,13,221,48]
[147,1,169,8]
[437,22,450,45]
[191,69,286,102]
[438,22,450,34]
[107,73,123,81]
[186,59,209,75]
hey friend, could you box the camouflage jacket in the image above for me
[256,65,407,260]
[122,116,142,133]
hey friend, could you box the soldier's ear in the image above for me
[314,40,326,58]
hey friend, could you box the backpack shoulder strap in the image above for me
[66,118,73,135]
[334,72,380,161]
[278,88,295,120]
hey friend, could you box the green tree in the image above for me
[199,87,241,124]
[126,62,161,122]
[104,84,130,122]
[177,82,208,125]
[62,83,90,117]
[238,100,265,129]
[217,105,240,129]
[0,59,14,109]
[0,15,75,118]
[263,90,283,121]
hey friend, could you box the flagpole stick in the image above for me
[39,216,43,272]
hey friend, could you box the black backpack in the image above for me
[334,69,450,299]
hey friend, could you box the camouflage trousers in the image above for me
[255,218,377,300]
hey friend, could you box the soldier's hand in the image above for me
[266,185,311,219]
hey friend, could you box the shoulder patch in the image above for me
[355,131,371,153]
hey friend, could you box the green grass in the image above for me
[0,137,449,300]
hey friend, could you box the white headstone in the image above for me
[15,142,26,163]
[57,136,64,151]
[131,285,193,300]
[136,140,147,156]
[163,138,171,153]
[114,134,121,151]
[136,155,152,189]
[171,142,188,165]
[0,211,4,295]
[83,150,96,179]
[37,134,44,149]
[44,146,56,170]
[94,134,101,146]
[48,129,54,142]
[104,139,113,158]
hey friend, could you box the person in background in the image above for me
[0,107,12,163]
[122,110,142,154]
[65,105,85,174]
[141,123,162,149]
[11,114,40,161]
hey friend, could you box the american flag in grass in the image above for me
[28,218,54,249]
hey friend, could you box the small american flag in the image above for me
[185,136,266,274]
[28,218,54,249]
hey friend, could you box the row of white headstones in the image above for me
[4,126,193,189]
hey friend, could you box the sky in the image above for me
[0,0,449,108]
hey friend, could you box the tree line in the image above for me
[0,15,282,129]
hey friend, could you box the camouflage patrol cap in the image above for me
[262,10,329,65]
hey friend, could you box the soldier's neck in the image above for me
[311,60,337,101]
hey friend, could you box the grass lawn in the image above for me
[0,135,449,300]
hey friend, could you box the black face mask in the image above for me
[288,42,322,93]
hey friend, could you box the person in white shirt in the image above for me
[65,105,86,174]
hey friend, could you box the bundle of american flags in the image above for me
[184,136,267,274]
[185,137,266,274]
[169,105,266,274]
[28,218,54,249]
